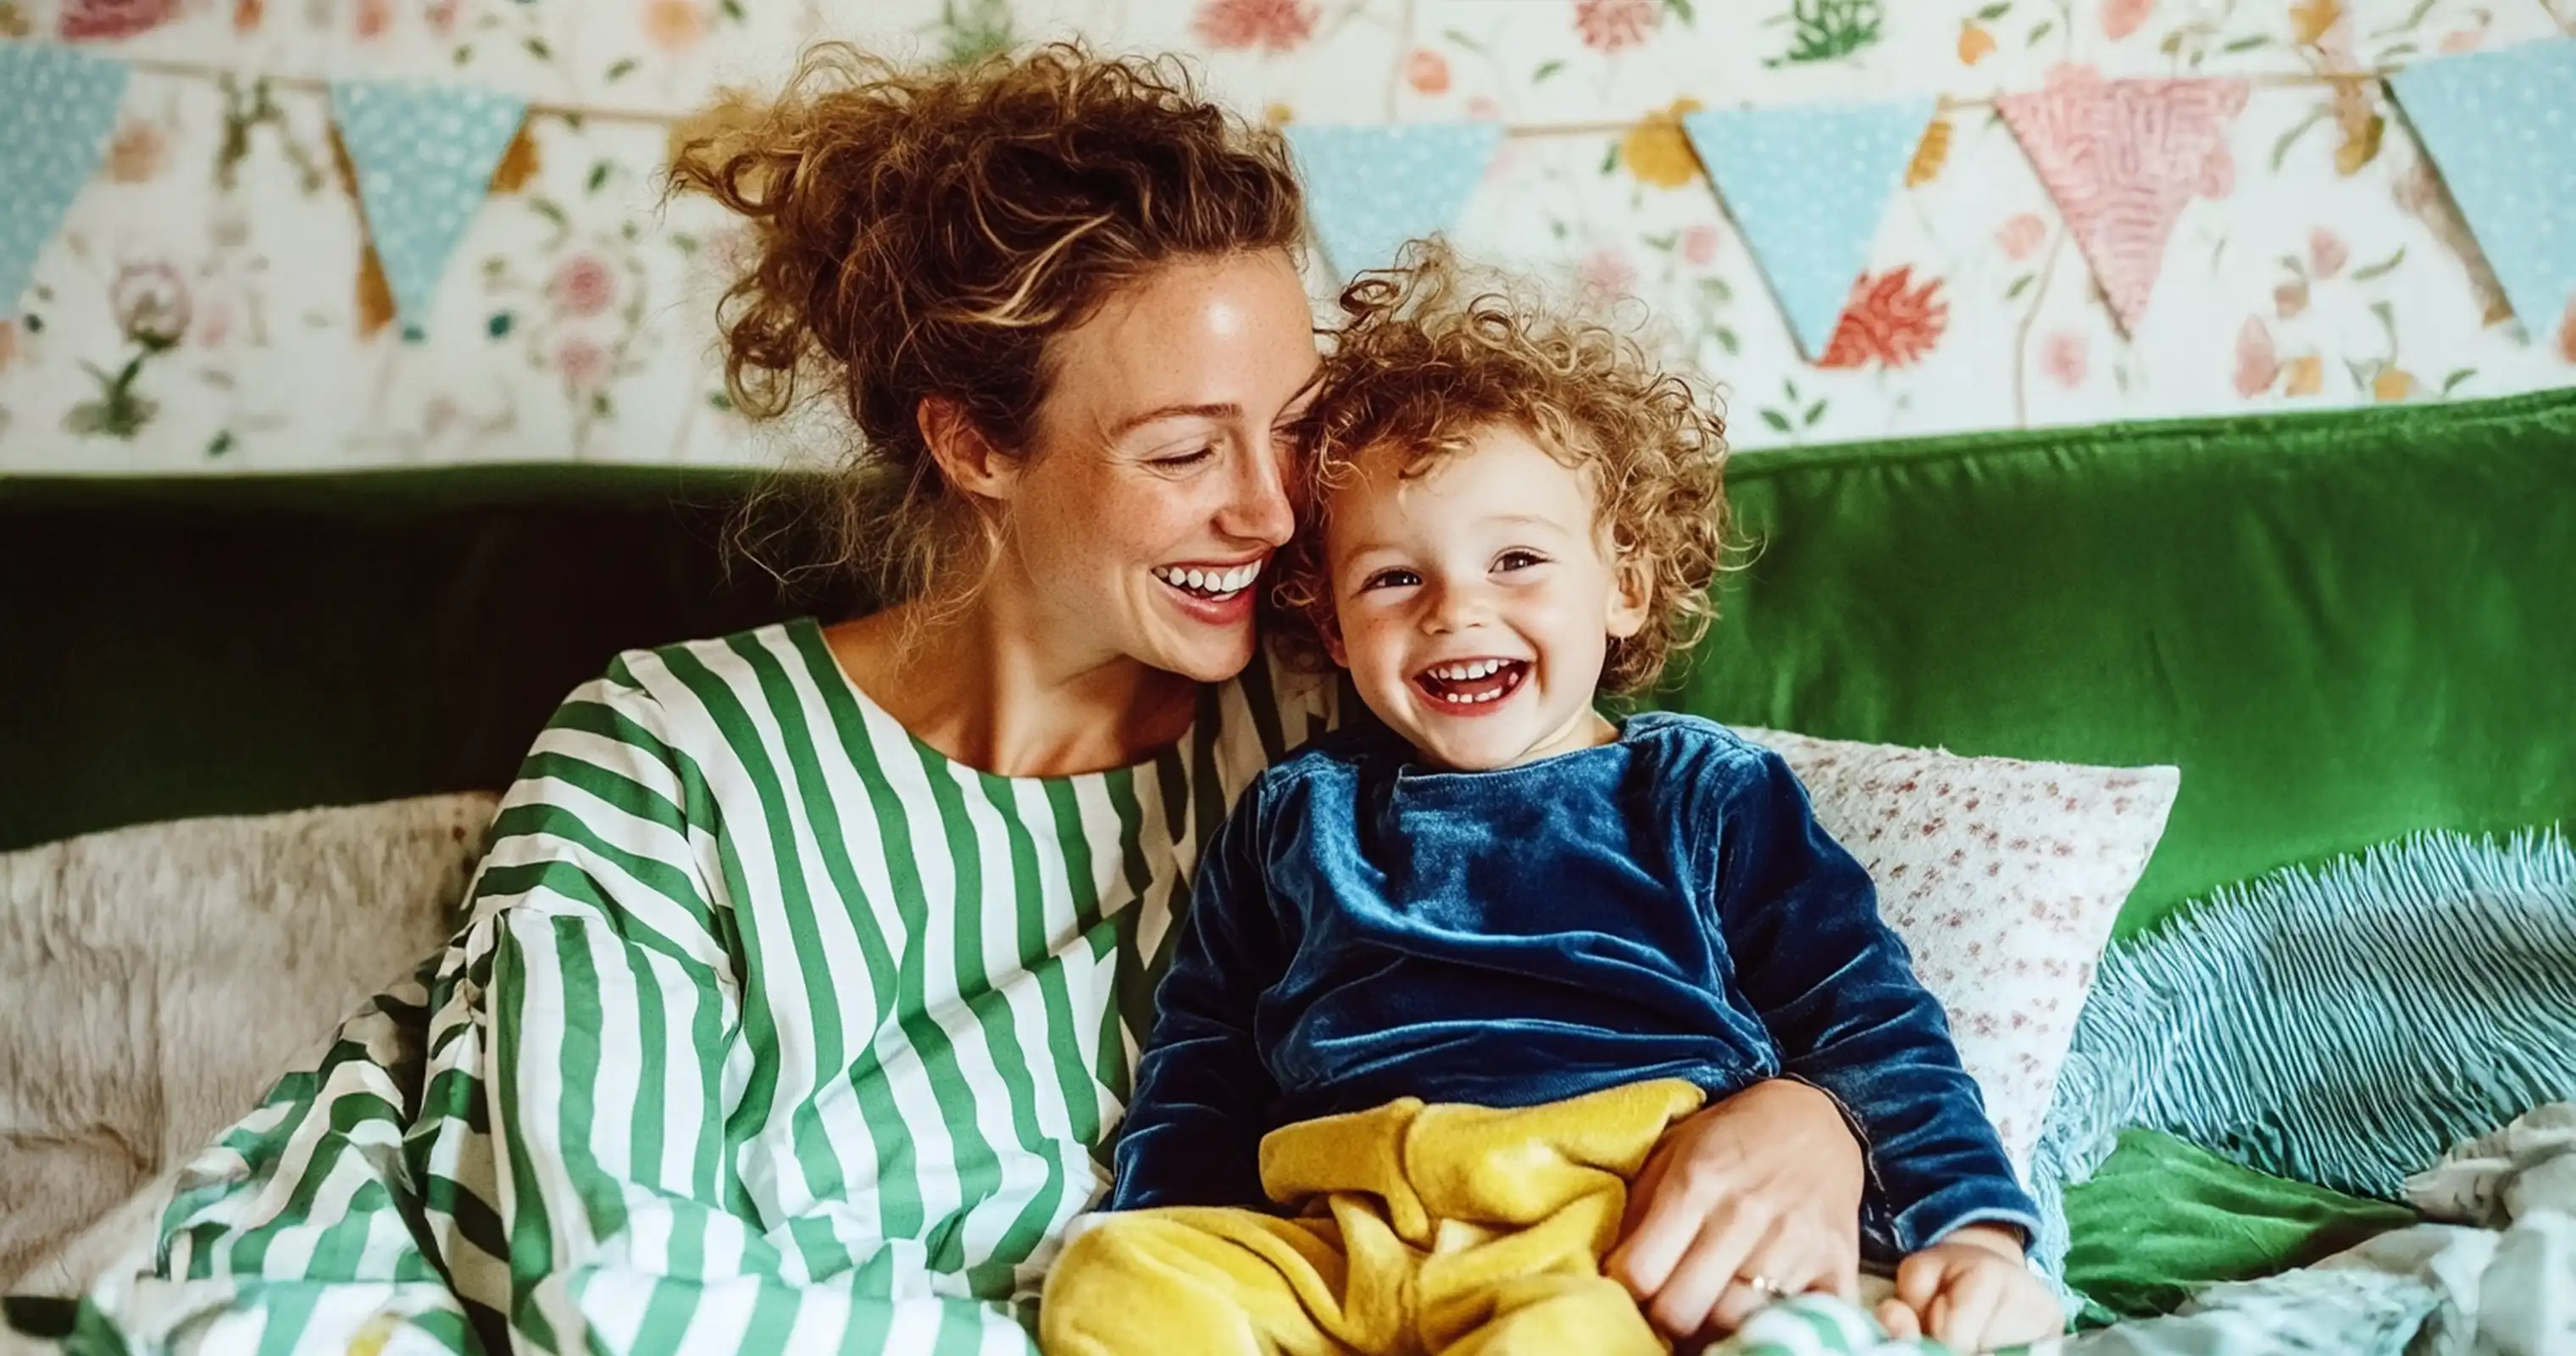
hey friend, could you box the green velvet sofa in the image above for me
[4,386,2573,1309]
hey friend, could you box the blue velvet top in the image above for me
[1109,712,2040,1259]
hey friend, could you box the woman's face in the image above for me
[998,250,1319,685]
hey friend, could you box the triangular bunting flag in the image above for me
[1,45,130,319]
[1681,98,1936,363]
[330,79,528,340]
[1998,73,2248,334]
[2390,38,2576,340]
[1285,123,1503,281]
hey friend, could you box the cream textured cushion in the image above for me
[1739,728,2179,1183]
[0,793,497,1295]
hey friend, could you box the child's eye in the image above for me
[1494,550,1546,572]
[1360,568,1421,592]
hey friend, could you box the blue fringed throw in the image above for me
[2029,830,2576,1290]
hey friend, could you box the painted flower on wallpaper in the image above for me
[2099,0,2154,42]
[1818,267,1946,370]
[106,119,169,183]
[2309,227,2348,280]
[2041,331,2088,389]
[557,338,609,392]
[2283,354,2323,396]
[2233,316,2278,397]
[1681,224,1722,268]
[1577,247,1641,300]
[2557,296,2576,365]
[58,0,173,40]
[2440,24,2486,53]
[0,322,17,373]
[231,0,259,31]
[354,0,390,41]
[2373,369,2415,401]
[1193,0,1316,53]
[1996,214,2046,262]
[1957,19,1996,65]
[1622,100,1704,190]
[1407,49,1450,95]
[1575,0,1659,53]
[112,262,192,347]
[552,256,618,317]
[643,0,708,54]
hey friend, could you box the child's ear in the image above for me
[1606,553,1652,641]
[1320,614,1351,668]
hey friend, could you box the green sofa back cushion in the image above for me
[6,390,2573,936]
[1654,388,2576,936]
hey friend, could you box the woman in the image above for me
[101,43,1865,1356]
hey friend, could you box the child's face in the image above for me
[1321,422,1651,772]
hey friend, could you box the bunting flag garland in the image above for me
[1997,73,2250,335]
[2388,38,2576,341]
[1285,123,1503,281]
[329,79,529,340]
[1681,98,1937,363]
[1,44,130,320]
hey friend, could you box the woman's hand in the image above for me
[1875,1225,2062,1353]
[1603,1078,1865,1342]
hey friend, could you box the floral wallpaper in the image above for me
[1,0,2571,472]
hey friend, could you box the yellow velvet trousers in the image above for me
[1041,1079,1707,1356]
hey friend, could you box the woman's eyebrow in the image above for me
[1109,402,1241,436]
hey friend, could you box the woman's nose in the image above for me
[1218,439,1296,547]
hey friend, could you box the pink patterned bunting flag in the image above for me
[1998,69,2250,334]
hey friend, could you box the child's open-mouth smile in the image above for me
[1412,656,1530,711]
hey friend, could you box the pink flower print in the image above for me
[1574,0,1659,53]
[2440,26,2484,53]
[2233,316,2279,397]
[1681,224,1722,268]
[2100,0,2155,42]
[1466,95,1503,120]
[2041,331,2088,389]
[1576,246,1638,299]
[0,321,17,372]
[1192,0,1317,53]
[58,0,174,40]
[355,0,390,39]
[1996,213,2047,262]
[551,255,618,318]
[2557,293,2576,366]
[557,337,608,391]
[2198,141,2237,200]
[2309,227,2349,280]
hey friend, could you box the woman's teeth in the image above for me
[1154,563,1259,597]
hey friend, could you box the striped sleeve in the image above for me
[466,670,1034,1355]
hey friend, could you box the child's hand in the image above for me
[1873,1225,2061,1353]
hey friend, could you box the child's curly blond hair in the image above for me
[1269,242,1732,695]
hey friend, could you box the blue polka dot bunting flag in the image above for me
[1285,123,1504,282]
[1683,97,1937,363]
[329,78,529,341]
[1,44,130,320]
[2389,37,2576,342]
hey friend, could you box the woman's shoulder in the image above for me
[555,616,849,748]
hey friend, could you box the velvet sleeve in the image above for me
[1107,778,1288,1212]
[1702,744,2041,1260]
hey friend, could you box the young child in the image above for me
[1041,250,2060,1356]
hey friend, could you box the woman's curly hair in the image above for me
[665,41,1303,609]
[1271,242,1732,696]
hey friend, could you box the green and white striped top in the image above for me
[97,618,1332,1356]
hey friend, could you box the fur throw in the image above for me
[0,794,497,1294]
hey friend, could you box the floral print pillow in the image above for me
[1738,727,2181,1183]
